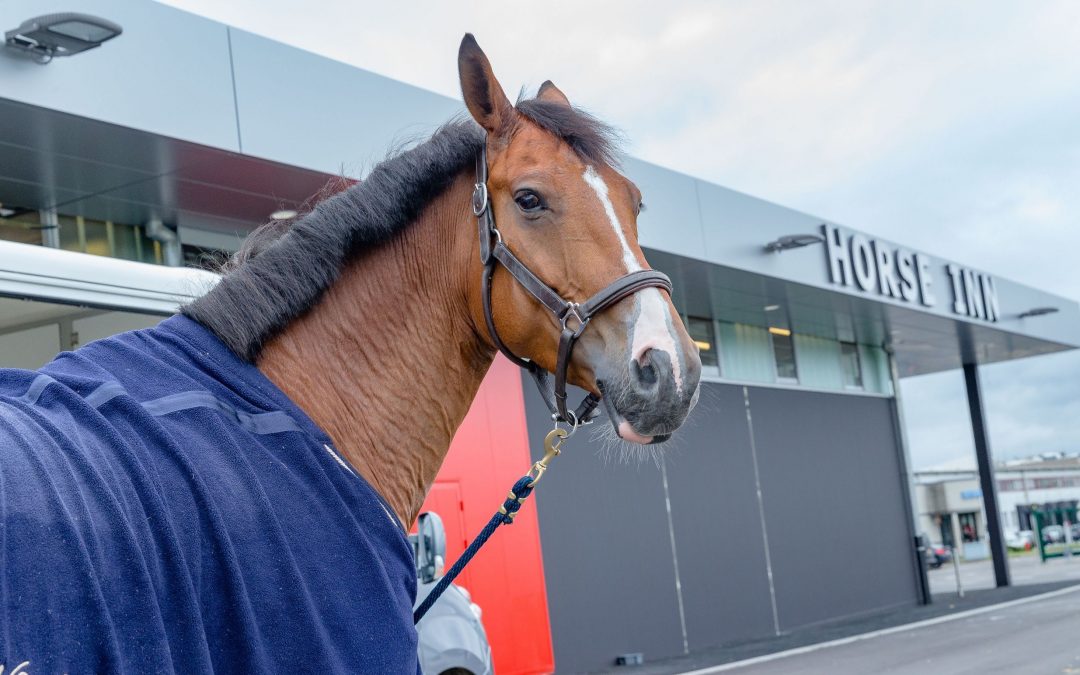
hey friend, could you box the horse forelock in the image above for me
[514,98,623,169]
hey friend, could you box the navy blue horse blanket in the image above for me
[0,315,420,673]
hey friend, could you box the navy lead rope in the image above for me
[413,427,568,624]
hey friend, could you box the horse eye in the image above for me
[637,201,647,214]
[514,191,544,213]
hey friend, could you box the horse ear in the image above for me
[537,80,571,107]
[458,34,514,137]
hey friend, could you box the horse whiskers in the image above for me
[590,419,664,467]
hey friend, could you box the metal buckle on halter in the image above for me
[561,302,590,339]
[471,183,489,217]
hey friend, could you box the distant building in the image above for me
[915,454,1080,555]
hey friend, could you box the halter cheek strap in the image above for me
[473,139,674,425]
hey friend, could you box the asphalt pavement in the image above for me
[587,579,1080,675]
[710,584,1080,674]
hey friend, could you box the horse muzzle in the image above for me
[597,346,701,445]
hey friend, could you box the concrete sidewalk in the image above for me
[585,580,1080,675]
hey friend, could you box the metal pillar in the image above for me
[963,363,1011,587]
[40,208,60,248]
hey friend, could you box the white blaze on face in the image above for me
[582,166,683,394]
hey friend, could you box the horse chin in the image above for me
[599,389,673,446]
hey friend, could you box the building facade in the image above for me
[3,2,1080,673]
[916,456,1080,555]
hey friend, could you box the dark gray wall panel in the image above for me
[662,383,776,649]
[748,387,918,629]
[522,384,685,674]
[526,379,918,670]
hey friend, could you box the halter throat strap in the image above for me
[472,139,674,424]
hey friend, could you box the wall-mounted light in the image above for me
[693,340,712,351]
[1018,307,1059,319]
[764,233,825,253]
[764,304,781,312]
[4,13,122,64]
[768,327,792,337]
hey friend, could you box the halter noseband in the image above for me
[473,139,674,426]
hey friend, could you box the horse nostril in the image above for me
[633,349,659,388]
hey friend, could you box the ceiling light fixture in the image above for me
[768,327,792,337]
[764,304,780,312]
[270,209,298,220]
[764,232,825,253]
[4,13,122,64]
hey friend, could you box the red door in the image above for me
[421,481,471,591]
[417,357,555,675]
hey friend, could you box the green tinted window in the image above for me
[771,331,798,382]
[83,218,109,257]
[840,342,863,389]
[686,316,718,369]
[58,214,82,252]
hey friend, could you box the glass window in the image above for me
[112,222,139,261]
[83,217,110,257]
[770,329,798,382]
[182,244,229,271]
[840,342,863,389]
[958,512,979,542]
[686,316,718,370]
[58,214,82,252]
[0,208,44,246]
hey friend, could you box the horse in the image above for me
[0,34,701,673]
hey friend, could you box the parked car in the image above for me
[1005,530,1036,550]
[1042,525,1066,545]
[924,543,953,568]
[411,512,493,675]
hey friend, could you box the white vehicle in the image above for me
[412,513,493,675]
[1005,530,1036,550]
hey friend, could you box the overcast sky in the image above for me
[160,0,1080,470]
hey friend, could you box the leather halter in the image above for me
[473,139,674,426]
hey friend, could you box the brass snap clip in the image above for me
[528,427,568,487]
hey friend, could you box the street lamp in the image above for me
[1018,307,1059,319]
[764,233,825,253]
[4,13,122,64]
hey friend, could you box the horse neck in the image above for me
[257,173,493,527]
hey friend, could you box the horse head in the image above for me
[459,35,702,445]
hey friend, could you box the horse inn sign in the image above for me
[822,224,1000,322]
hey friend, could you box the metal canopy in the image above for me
[649,249,1075,377]
[1,100,1075,380]
[0,97,332,236]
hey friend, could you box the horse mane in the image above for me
[181,99,620,362]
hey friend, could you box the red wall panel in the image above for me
[418,356,554,675]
